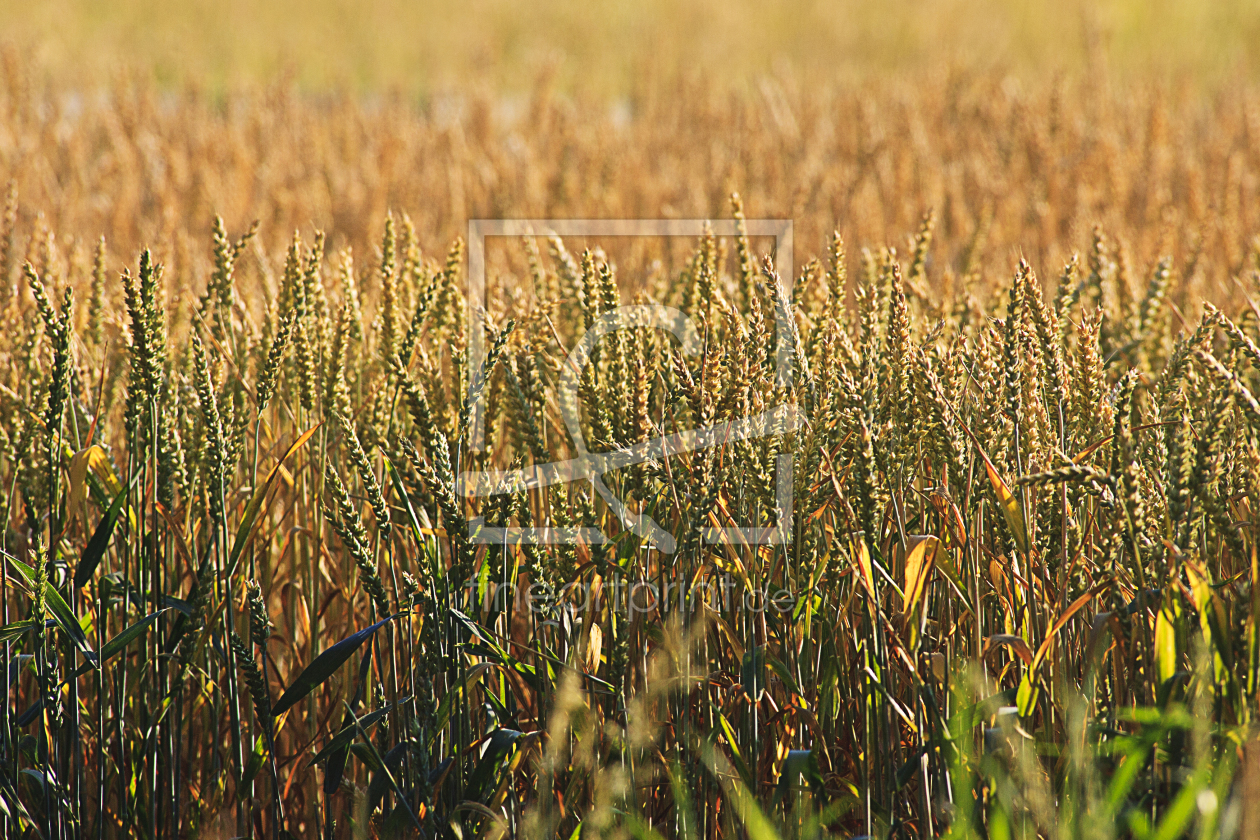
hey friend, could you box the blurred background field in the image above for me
[2,0,1259,305]
[2,0,1259,94]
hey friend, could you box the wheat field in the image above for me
[1,6,1260,839]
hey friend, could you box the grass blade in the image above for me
[74,479,130,589]
[273,614,399,716]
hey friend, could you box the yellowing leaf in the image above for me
[1154,601,1179,684]
[902,535,940,651]
[1072,435,1113,464]
[901,535,939,616]
[1185,560,1230,683]
[1186,561,1229,639]
[67,449,91,513]
[984,634,1034,666]
[984,458,1029,553]
[67,445,122,512]
[851,539,876,599]
[586,622,603,674]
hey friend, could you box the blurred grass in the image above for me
[2,0,1259,94]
